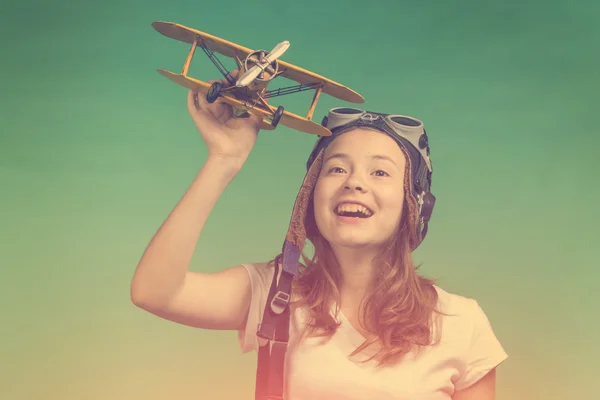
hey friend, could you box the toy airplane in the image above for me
[152,21,365,136]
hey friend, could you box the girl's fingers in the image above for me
[187,90,200,114]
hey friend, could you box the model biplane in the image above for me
[152,21,364,136]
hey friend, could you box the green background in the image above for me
[1,0,598,399]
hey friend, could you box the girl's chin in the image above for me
[334,214,373,225]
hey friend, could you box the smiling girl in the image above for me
[131,72,507,400]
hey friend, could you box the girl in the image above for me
[131,71,507,399]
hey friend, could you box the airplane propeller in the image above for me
[236,40,290,87]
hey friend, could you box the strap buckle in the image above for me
[270,290,290,314]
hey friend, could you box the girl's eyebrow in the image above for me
[325,153,397,166]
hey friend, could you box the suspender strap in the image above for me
[256,334,289,400]
[255,341,270,400]
[255,241,300,400]
[265,339,288,399]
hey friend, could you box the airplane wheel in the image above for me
[206,82,222,103]
[272,106,284,127]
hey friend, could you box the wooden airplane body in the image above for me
[152,21,364,136]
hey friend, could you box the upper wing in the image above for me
[153,21,254,60]
[275,60,364,103]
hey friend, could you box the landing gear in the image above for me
[271,105,284,127]
[206,82,222,103]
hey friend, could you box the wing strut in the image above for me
[197,39,236,86]
[264,82,322,99]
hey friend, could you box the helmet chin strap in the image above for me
[415,191,436,246]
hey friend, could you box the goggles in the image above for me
[307,107,433,198]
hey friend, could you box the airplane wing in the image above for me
[275,60,364,103]
[152,21,364,104]
[153,21,254,60]
[155,70,331,136]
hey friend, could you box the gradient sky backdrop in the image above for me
[1,0,598,399]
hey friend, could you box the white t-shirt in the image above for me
[238,262,508,400]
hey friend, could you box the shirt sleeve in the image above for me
[237,262,274,353]
[454,300,508,391]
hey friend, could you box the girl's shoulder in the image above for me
[432,284,495,335]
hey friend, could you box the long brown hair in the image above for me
[273,133,442,366]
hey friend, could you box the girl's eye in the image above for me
[329,167,345,174]
[374,170,389,177]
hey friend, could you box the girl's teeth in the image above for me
[336,203,372,217]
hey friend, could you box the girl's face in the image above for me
[313,128,407,250]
